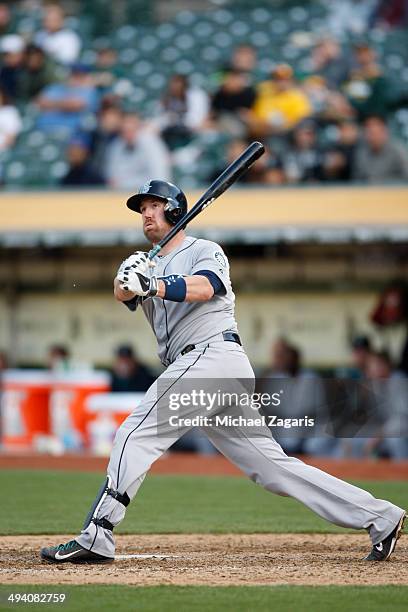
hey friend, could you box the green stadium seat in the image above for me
[250,8,274,24]
[192,21,215,38]
[201,46,223,62]
[50,161,68,180]
[269,18,289,36]
[116,25,138,43]
[249,32,271,48]
[156,23,177,41]
[139,35,159,53]
[145,73,167,91]
[120,48,139,65]
[174,10,197,27]
[160,46,181,63]
[175,33,196,51]
[132,60,154,78]
[26,131,46,148]
[5,161,26,182]
[289,6,310,24]
[40,144,60,162]
[210,9,235,26]
[229,20,251,38]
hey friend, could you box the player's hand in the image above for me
[117,269,158,297]
[117,251,155,277]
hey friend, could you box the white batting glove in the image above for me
[117,251,155,277]
[117,269,158,297]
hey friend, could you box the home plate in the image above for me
[115,554,178,560]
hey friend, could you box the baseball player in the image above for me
[41,180,405,564]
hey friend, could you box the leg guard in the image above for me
[82,475,130,532]
[77,473,142,557]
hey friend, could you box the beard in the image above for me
[143,225,165,244]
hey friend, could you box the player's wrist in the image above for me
[156,279,166,299]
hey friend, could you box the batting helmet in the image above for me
[126,180,188,226]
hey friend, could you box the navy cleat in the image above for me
[364,512,406,561]
[41,539,114,564]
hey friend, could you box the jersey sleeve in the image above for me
[190,240,230,290]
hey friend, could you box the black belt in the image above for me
[181,331,242,356]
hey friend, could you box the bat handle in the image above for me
[148,244,162,260]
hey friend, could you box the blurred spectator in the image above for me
[16,44,59,104]
[334,349,408,460]
[353,115,408,182]
[0,34,25,100]
[321,119,359,182]
[87,103,123,179]
[371,0,408,29]
[48,344,71,372]
[283,120,323,183]
[155,74,209,150]
[0,86,22,152]
[34,4,81,66]
[106,112,171,189]
[36,64,99,136]
[212,44,258,87]
[310,38,351,89]
[92,47,125,93]
[211,68,256,138]
[209,139,285,185]
[229,44,257,78]
[171,429,218,455]
[302,75,354,122]
[0,83,22,184]
[301,75,330,116]
[350,335,372,377]
[110,345,155,392]
[326,0,375,37]
[365,350,408,460]
[60,136,105,187]
[0,3,13,36]
[261,339,327,455]
[250,64,312,136]
[399,327,408,377]
[344,43,394,120]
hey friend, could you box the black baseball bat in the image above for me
[148,141,265,259]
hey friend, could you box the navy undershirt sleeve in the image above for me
[123,296,139,311]
[193,269,226,296]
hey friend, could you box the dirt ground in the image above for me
[1,534,407,586]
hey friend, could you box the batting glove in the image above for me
[118,269,158,297]
[117,251,155,277]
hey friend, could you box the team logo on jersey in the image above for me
[214,251,227,268]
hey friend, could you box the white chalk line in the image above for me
[114,553,179,560]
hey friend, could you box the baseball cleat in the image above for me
[41,539,114,564]
[364,512,406,561]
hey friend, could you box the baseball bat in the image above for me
[148,141,265,259]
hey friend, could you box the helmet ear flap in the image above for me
[163,196,186,225]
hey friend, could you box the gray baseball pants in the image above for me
[76,341,404,557]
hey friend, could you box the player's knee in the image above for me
[249,468,288,497]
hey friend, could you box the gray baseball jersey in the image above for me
[127,236,238,365]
